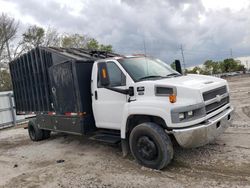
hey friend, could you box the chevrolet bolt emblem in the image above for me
[216,95,222,102]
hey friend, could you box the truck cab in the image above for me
[91,55,233,168]
[9,47,233,170]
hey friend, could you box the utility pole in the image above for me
[180,44,186,73]
[230,48,233,58]
[143,36,147,56]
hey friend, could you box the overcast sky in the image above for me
[0,0,250,66]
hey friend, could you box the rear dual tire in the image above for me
[28,119,51,141]
[129,122,173,170]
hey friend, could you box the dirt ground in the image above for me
[0,76,250,188]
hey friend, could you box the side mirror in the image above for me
[174,60,182,74]
[98,62,110,87]
[128,86,134,96]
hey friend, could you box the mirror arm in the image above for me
[106,87,128,95]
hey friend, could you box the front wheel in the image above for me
[129,122,173,169]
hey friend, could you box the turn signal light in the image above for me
[102,68,107,78]
[169,94,176,103]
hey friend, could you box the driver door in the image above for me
[92,61,127,130]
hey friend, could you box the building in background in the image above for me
[235,56,250,70]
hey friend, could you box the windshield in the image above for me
[118,57,180,82]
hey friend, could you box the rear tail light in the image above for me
[65,112,86,116]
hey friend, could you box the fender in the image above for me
[120,106,169,139]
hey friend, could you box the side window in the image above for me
[98,62,126,87]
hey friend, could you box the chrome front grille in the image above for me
[203,86,229,114]
[205,96,229,114]
[203,86,227,101]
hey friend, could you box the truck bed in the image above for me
[9,47,120,134]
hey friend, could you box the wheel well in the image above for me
[28,118,36,126]
[126,115,167,136]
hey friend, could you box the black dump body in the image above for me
[9,47,120,134]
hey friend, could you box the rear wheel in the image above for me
[42,130,51,139]
[28,119,44,141]
[129,122,173,169]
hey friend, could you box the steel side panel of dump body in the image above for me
[9,47,122,134]
[9,48,53,112]
[49,61,79,114]
[48,60,96,134]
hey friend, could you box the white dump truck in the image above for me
[9,47,233,169]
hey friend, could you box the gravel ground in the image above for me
[0,75,250,188]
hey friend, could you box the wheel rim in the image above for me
[136,136,158,161]
[29,125,35,140]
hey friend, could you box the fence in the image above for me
[0,91,33,129]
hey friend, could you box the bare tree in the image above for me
[43,26,60,47]
[0,69,12,91]
[0,13,19,62]
[12,41,26,59]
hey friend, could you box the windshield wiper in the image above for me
[138,75,162,81]
[164,73,181,78]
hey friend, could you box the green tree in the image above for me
[86,38,113,52]
[20,26,113,55]
[86,38,99,50]
[204,60,214,73]
[212,62,221,74]
[0,69,12,91]
[22,25,45,50]
[186,66,204,74]
[197,58,246,75]
[203,60,222,74]
[61,34,88,48]
[236,64,245,71]
[99,44,112,52]
[220,58,241,73]
[61,34,113,52]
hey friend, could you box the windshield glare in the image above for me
[118,57,180,81]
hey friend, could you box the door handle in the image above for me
[95,91,98,100]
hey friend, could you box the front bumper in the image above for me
[170,106,234,148]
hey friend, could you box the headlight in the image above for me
[178,110,194,121]
[187,110,193,116]
[178,111,193,121]
[171,104,206,123]
[155,86,177,103]
[179,113,185,120]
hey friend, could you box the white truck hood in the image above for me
[156,74,227,90]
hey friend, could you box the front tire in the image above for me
[129,122,173,169]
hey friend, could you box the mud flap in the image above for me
[121,139,129,157]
